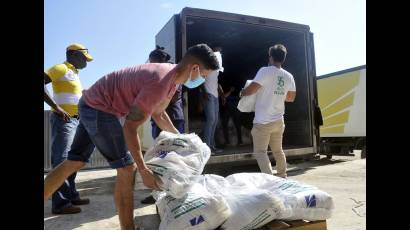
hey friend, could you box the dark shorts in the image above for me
[67,97,134,169]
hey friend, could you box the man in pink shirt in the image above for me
[44,44,219,230]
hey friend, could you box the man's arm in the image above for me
[286,91,296,102]
[151,99,179,134]
[218,84,226,105]
[240,82,262,97]
[123,105,161,190]
[224,86,235,98]
[218,84,224,96]
[44,72,52,84]
[44,73,71,121]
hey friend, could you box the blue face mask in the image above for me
[184,67,205,89]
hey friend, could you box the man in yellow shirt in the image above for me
[44,43,93,214]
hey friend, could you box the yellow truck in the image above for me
[317,65,366,158]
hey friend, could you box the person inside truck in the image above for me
[141,46,185,205]
[240,44,296,178]
[220,74,245,147]
[200,44,225,155]
[44,44,220,230]
[44,43,93,215]
[148,45,185,140]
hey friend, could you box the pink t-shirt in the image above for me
[82,63,178,117]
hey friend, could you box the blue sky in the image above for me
[44,0,365,109]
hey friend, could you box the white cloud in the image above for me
[160,2,173,9]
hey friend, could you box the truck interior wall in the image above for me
[184,16,313,152]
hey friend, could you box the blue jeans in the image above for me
[151,119,185,139]
[203,93,219,148]
[67,97,135,169]
[50,112,80,210]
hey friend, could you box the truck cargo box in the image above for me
[155,7,320,164]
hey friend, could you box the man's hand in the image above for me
[240,82,262,97]
[55,106,71,122]
[221,95,227,106]
[224,86,235,98]
[139,168,162,190]
[44,72,71,122]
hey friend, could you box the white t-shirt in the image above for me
[252,66,296,124]
[204,51,224,97]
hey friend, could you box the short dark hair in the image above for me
[149,45,171,62]
[185,44,219,70]
[269,44,287,63]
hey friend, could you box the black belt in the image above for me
[52,111,79,119]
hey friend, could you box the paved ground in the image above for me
[44,151,365,230]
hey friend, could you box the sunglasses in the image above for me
[72,48,89,54]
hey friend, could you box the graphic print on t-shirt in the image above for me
[274,76,285,95]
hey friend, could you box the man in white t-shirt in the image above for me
[240,44,296,178]
[200,45,224,154]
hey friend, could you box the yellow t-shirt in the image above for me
[45,62,82,116]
